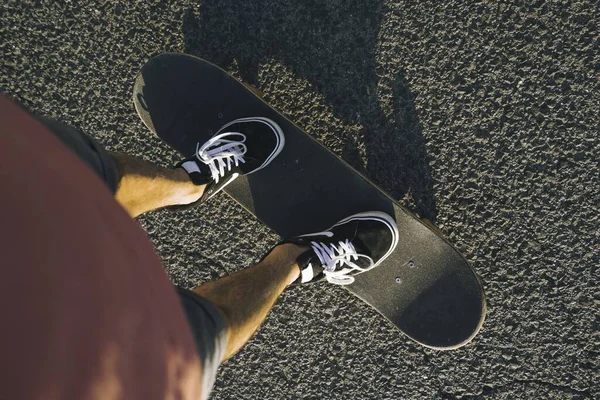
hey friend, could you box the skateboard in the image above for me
[133,53,486,350]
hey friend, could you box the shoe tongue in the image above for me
[318,237,373,271]
[297,249,323,269]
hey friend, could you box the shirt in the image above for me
[0,94,202,400]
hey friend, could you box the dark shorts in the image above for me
[37,115,227,390]
[35,116,120,193]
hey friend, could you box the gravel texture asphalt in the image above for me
[2,1,598,399]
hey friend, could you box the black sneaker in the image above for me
[284,211,399,285]
[175,117,284,208]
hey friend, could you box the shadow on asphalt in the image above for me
[182,0,437,221]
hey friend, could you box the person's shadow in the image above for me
[182,0,437,221]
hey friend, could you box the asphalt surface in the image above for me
[2,1,598,399]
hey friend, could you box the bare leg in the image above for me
[192,243,308,360]
[110,151,305,358]
[110,152,205,217]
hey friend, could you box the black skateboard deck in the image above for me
[133,53,486,349]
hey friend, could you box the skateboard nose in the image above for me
[396,268,486,350]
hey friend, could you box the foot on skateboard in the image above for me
[286,211,399,285]
[175,117,285,209]
[134,53,486,349]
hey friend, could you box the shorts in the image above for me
[36,115,227,388]
[36,116,120,193]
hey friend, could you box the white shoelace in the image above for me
[311,239,374,285]
[196,132,247,183]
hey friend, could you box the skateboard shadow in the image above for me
[182,0,437,221]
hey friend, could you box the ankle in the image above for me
[269,243,310,285]
[173,168,205,203]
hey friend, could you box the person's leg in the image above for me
[34,114,284,218]
[30,114,205,217]
[192,243,307,360]
[110,117,285,218]
[110,152,204,218]
[190,211,399,360]
[173,244,305,393]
